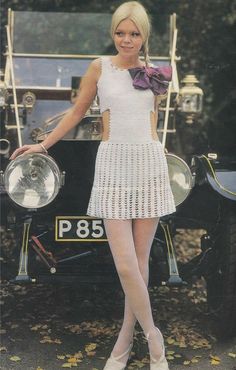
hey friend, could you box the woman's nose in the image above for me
[123,34,131,43]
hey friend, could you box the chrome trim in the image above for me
[203,155,236,197]
[5,125,24,130]
[0,139,10,155]
[6,52,175,60]
[7,85,71,91]
[4,58,10,85]
[6,24,22,146]
[162,27,178,149]
[4,153,64,208]
[207,153,218,160]
[0,170,4,184]
[165,153,194,206]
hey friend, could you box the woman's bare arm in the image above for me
[10,58,101,159]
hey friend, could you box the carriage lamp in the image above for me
[178,74,203,124]
[22,91,36,111]
[0,80,8,107]
[2,153,65,209]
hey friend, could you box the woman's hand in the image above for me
[10,143,46,160]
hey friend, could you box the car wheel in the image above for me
[206,204,236,338]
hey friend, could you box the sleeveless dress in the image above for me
[86,56,176,219]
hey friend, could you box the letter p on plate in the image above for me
[58,220,72,237]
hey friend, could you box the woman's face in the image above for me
[113,18,143,57]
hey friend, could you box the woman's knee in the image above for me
[137,258,149,281]
[138,257,149,271]
[115,259,138,280]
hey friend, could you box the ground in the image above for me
[0,229,236,370]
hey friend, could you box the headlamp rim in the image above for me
[165,152,194,207]
[4,152,63,209]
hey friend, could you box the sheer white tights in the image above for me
[103,218,162,363]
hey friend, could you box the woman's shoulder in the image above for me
[89,57,111,81]
[85,58,102,82]
[89,58,102,72]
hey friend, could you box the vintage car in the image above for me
[0,9,236,338]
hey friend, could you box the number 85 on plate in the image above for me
[55,216,107,242]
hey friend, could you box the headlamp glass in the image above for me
[166,153,194,206]
[4,153,63,208]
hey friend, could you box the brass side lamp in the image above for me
[178,74,203,124]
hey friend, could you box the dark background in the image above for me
[1,0,236,156]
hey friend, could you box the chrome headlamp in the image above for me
[166,153,195,206]
[3,153,65,209]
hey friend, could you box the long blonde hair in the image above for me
[110,1,151,66]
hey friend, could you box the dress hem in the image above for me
[86,208,176,220]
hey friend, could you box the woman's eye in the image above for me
[115,31,140,37]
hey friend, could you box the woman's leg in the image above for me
[112,218,159,356]
[103,218,162,362]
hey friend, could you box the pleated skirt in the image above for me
[86,140,176,219]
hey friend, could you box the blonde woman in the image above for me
[11,2,175,369]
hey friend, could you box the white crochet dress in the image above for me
[87,56,176,219]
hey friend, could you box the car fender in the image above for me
[191,155,236,201]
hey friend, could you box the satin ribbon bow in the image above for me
[128,65,172,96]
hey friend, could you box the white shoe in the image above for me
[103,342,133,370]
[146,327,169,370]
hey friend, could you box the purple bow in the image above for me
[128,65,172,96]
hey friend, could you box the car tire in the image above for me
[206,203,236,338]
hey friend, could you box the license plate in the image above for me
[55,216,107,242]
